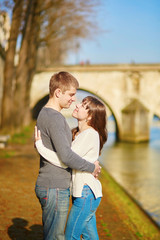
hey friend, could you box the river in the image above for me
[66,115,160,228]
[99,117,160,228]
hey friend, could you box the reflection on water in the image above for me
[100,121,160,227]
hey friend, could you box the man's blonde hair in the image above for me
[49,72,79,97]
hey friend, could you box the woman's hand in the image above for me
[92,160,101,179]
[34,126,41,148]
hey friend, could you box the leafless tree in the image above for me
[0,0,100,131]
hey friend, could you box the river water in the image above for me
[66,116,160,227]
[99,118,160,227]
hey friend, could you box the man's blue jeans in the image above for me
[65,185,101,240]
[35,185,70,240]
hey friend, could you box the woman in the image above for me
[35,96,107,239]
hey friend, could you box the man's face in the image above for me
[59,87,77,109]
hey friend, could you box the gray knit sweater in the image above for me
[36,107,95,189]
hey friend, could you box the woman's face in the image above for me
[72,102,89,121]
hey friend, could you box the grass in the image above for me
[8,122,35,144]
[100,168,160,239]
[100,220,112,236]
[0,121,35,159]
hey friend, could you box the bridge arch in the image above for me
[32,94,49,119]
[31,88,120,140]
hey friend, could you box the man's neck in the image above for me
[45,98,62,112]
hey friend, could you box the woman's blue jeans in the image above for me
[35,185,70,240]
[65,185,101,240]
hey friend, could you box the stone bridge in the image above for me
[30,64,160,142]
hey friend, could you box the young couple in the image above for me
[34,71,107,240]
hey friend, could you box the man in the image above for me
[35,72,101,240]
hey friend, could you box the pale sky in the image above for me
[66,0,160,65]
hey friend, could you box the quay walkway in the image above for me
[0,132,160,240]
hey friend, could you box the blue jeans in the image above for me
[65,185,101,240]
[35,185,70,240]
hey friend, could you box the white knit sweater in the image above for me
[36,128,102,199]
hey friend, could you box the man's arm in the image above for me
[37,111,100,176]
[35,139,67,168]
[35,127,99,168]
[47,113,95,172]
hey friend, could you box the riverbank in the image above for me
[98,168,160,239]
[0,126,160,239]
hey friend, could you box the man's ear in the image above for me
[55,88,62,98]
